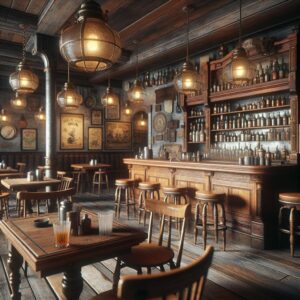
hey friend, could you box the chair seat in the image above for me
[90,289,117,300]
[121,243,174,268]
[279,193,300,204]
[138,182,160,190]
[195,191,225,202]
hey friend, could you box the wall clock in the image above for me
[153,112,167,133]
[0,125,17,140]
[84,96,96,108]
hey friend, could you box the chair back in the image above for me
[145,199,191,268]
[118,245,214,300]
[58,177,73,190]
[16,162,26,174]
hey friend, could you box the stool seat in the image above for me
[279,193,300,204]
[162,186,185,195]
[195,191,225,202]
[0,192,9,198]
[138,182,160,190]
[116,179,135,186]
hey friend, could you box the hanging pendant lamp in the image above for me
[227,0,255,85]
[123,101,132,115]
[174,6,201,95]
[128,41,145,104]
[139,113,146,127]
[101,77,118,108]
[0,109,8,122]
[35,106,46,121]
[10,92,27,110]
[57,63,83,111]
[9,25,39,94]
[59,0,122,72]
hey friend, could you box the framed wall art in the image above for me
[91,109,103,125]
[21,128,37,151]
[60,113,84,150]
[88,127,103,150]
[105,97,120,120]
[105,121,132,150]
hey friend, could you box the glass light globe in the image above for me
[0,109,8,122]
[10,93,27,109]
[101,87,118,107]
[123,101,132,115]
[128,80,145,104]
[35,107,46,121]
[57,82,83,111]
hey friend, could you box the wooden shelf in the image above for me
[211,125,290,132]
[211,105,290,117]
[210,78,290,102]
[187,115,205,119]
[188,142,206,144]
[213,140,290,143]
[186,94,206,105]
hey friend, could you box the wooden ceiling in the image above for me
[0,0,300,83]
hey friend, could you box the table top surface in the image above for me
[71,163,111,170]
[0,209,146,275]
[0,177,61,190]
[0,168,18,173]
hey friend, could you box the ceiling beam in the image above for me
[90,0,300,83]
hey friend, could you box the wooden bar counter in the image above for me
[124,158,300,249]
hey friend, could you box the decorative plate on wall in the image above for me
[0,125,17,140]
[153,112,167,133]
[84,96,96,108]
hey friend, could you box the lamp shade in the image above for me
[59,0,121,72]
[9,61,39,94]
[128,80,145,104]
[123,101,132,115]
[101,86,118,107]
[35,106,46,121]
[10,93,27,109]
[0,109,8,122]
[174,61,201,95]
[57,82,83,111]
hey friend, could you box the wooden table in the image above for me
[1,177,61,191]
[0,209,146,300]
[0,168,18,174]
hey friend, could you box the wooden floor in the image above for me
[1,191,300,300]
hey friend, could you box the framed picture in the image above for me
[88,127,103,150]
[91,109,103,125]
[60,113,84,150]
[21,128,37,150]
[105,121,132,150]
[105,97,120,120]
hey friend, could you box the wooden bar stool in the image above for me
[138,182,160,225]
[92,168,109,194]
[0,192,9,219]
[72,170,83,193]
[115,179,136,219]
[194,191,227,250]
[278,193,300,257]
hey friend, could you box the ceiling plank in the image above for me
[26,0,47,15]
[11,0,30,12]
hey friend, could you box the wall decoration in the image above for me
[21,128,37,150]
[155,134,163,142]
[105,121,131,150]
[163,99,173,114]
[91,109,103,125]
[0,125,17,140]
[105,97,120,120]
[60,113,84,150]
[88,127,103,150]
[153,112,167,133]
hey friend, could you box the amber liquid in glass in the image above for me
[54,231,69,248]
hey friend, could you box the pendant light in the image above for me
[35,106,46,121]
[139,113,146,127]
[10,92,27,110]
[57,63,83,111]
[128,41,145,104]
[59,0,121,72]
[174,6,201,95]
[101,77,118,108]
[228,0,255,85]
[123,101,132,116]
[0,109,8,122]
[9,25,39,94]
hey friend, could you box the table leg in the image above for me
[7,245,23,300]
[62,266,83,300]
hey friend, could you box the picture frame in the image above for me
[21,128,37,151]
[91,109,103,125]
[88,127,103,150]
[105,97,120,120]
[60,113,84,150]
[105,121,132,150]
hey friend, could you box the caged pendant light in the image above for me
[10,92,27,110]
[35,106,46,122]
[225,0,255,85]
[59,0,122,72]
[123,101,132,116]
[174,6,201,95]
[57,63,83,111]
[9,25,39,94]
[101,77,118,108]
[0,109,8,122]
[128,41,145,104]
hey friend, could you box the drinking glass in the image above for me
[53,221,71,248]
[98,211,114,235]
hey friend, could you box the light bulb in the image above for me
[125,108,131,115]
[134,91,141,99]
[86,34,99,53]
[183,78,192,88]
[140,120,146,126]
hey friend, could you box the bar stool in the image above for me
[0,192,9,219]
[115,179,136,219]
[278,193,300,257]
[57,170,67,179]
[194,191,227,250]
[72,169,83,193]
[162,186,187,204]
[92,168,109,194]
[138,182,160,225]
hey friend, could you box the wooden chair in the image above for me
[16,162,26,175]
[113,199,191,288]
[58,176,74,191]
[91,245,214,300]
[0,192,9,219]
[17,188,75,217]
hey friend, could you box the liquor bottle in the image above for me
[189,126,193,142]
[264,65,270,82]
[287,111,291,125]
[275,96,280,107]
[150,73,156,86]
[200,126,205,142]
[266,114,271,126]
[224,116,228,129]
[266,96,271,107]
[282,112,288,125]
[192,125,196,142]
[272,59,279,80]
[259,63,264,83]
[261,114,266,127]
[271,96,275,107]
[219,115,224,129]
[261,96,266,108]
[278,57,284,79]
[228,116,232,129]
[162,69,167,84]
[271,114,276,126]
[276,113,281,126]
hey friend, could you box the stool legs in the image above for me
[202,203,208,250]
[115,185,135,220]
[221,203,226,251]
[289,207,295,257]
[213,203,218,244]
[194,203,200,244]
